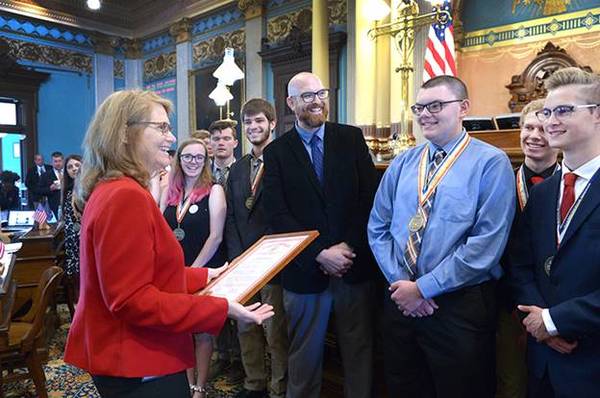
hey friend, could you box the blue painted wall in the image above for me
[462,0,600,32]
[144,78,178,138]
[2,133,23,178]
[37,69,95,158]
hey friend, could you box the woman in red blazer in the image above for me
[64,90,273,398]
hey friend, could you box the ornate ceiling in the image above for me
[0,0,232,38]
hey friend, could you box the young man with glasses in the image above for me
[208,119,238,186]
[508,67,600,397]
[368,75,515,397]
[225,98,289,398]
[263,72,378,398]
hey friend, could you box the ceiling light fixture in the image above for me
[87,0,101,10]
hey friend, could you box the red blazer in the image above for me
[64,177,228,377]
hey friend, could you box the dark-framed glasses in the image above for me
[297,89,330,103]
[535,104,599,122]
[129,121,172,136]
[410,99,464,116]
[180,154,206,163]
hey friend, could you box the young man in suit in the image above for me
[263,72,378,398]
[209,120,238,186]
[225,98,288,398]
[496,99,559,398]
[38,151,64,218]
[24,153,52,209]
[368,75,515,397]
[509,67,600,397]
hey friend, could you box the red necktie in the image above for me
[560,173,578,223]
[530,176,545,185]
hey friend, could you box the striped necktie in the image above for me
[402,148,446,281]
[310,134,324,185]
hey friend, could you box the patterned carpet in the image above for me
[3,306,243,397]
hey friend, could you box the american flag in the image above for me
[423,1,457,82]
[34,203,47,225]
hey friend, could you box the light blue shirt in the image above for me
[368,133,516,299]
[295,121,325,162]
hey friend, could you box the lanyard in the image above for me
[250,162,264,197]
[516,164,560,211]
[176,195,194,225]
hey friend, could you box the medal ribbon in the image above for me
[176,195,194,225]
[417,133,471,206]
[516,164,561,211]
[250,162,265,197]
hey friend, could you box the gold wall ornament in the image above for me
[329,0,347,26]
[114,59,124,78]
[238,0,264,20]
[3,37,92,73]
[267,8,312,44]
[169,18,192,44]
[90,32,119,55]
[512,0,571,16]
[123,38,142,59]
[192,29,245,65]
[144,51,176,81]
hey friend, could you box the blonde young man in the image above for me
[509,67,600,397]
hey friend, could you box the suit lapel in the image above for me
[559,168,600,248]
[323,122,336,189]
[538,173,561,255]
[286,128,325,200]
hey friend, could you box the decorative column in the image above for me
[170,18,192,140]
[124,39,143,89]
[375,3,392,158]
[239,0,265,100]
[92,33,116,107]
[312,0,329,86]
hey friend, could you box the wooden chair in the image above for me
[0,266,64,398]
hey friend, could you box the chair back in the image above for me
[20,266,63,347]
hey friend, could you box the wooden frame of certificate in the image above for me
[198,230,319,303]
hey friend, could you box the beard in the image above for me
[247,129,270,146]
[298,103,329,128]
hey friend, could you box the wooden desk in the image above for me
[12,223,64,317]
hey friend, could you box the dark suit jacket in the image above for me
[263,122,379,293]
[24,164,53,205]
[508,170,600,395]
[225,154,276,282]
[38,169,62,218]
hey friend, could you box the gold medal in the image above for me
[544,256,553,276]
[245,196,255,209]
[173,227,185,241]
[408,213,425,232]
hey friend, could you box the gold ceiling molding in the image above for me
[144,51,176,81]
[267,8,312,44]
[169,18,192,44]
[192,29,245,65]
[114,59,124,79]
[237,0,264,20]
[3,36,92,73]
[123,38,142,59]
[90,32,120,55]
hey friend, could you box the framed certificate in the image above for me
[198,230,319,303]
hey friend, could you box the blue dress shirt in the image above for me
[368,132,516,299]
[295,121,325,162]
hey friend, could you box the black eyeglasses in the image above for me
[410,99,464,115]
[180,154,206,163]
[129,121,172,136]
[535,104,599,122]
[295,89,330,103]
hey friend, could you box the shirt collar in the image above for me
[296,121,325,145]
[250,150,263,162]
[562,153,600,182]
[427,129,466,160]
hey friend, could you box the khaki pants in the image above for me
[496,308,527,398]
[238,283,288,398]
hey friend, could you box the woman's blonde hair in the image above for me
[76,90,172,210]
[165,138,213,206]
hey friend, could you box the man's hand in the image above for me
[545,336,578,354]
[402,299,438,318]
[518,305,551,342]
[317,243,355,277]
[389,280,424,313]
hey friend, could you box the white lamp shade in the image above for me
[87,0,101,10]
[364,0,391,21]
[209,81,233,106]
[213,48,244,86]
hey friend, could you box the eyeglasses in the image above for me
[410,100,464,115]
[535,104,599,122]
[129,121,173,136]
[295,89,330,103]
[180,154,206,163]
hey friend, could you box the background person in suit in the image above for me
[226,98,288,398]
[209,120,238,186]
[38,151,64,218]
[24,153,52,209]
[509,67,600,397]
[263,72,379,398]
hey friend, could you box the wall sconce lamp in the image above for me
[210,47,244,120]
